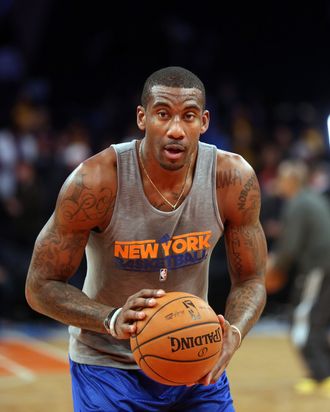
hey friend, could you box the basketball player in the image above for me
[266,159,330,396]
[25,66,267,411]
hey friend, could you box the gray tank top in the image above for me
[69,139,224,368]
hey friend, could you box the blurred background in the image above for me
[0,1,330,411]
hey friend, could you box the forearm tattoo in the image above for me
[225,281,266,334]
[28,226,108,329]
[225,221,266,334]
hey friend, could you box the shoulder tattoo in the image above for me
[61,173,115,224]
[216,168,242,189]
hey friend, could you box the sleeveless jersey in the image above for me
[69,139,224,368]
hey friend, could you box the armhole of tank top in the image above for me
[212,146,224,232]
[99,143,122,234]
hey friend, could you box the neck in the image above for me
[137,139,195,210]
[138,140,195,189]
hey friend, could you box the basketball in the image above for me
[130,291,222,386]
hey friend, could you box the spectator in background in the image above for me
[0,99,39,199]
[266,159,330,397]
[0,160,44,320]
[272,124,294,159]
[48,120,93,212]
[257,143,283,196]
[230,106,258,170]
[309,161,330,203]
[5,161,44,247]
[290,126,326,163]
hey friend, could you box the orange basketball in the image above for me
[130,291,222,386]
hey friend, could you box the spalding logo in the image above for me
[169,327,222,352]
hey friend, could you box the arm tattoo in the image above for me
[225,224,267,336]
[216,169,242,188]
[27,226,111,331]
[225,281,266,331]
[228,226,243,277]
[237,174,259,211]
[227,224,264,279]
[31,226,87,279]
[62,174,114,223]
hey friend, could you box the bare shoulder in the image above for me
[216,149,261,225]
[216,149,254,180]
[55,147,117,232]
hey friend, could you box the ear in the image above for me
[137,105,146,131]
[200,110,210,135]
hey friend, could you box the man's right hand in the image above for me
[114,289,165,339]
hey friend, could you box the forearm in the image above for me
[224,278,266,339]
[26,279,112,333]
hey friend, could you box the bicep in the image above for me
[224,221,267,284]
[218,159,268,283]
[27,215,89,283]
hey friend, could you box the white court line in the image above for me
[0,353,36,383]
[0,329,68,390]
[2,331,69,362]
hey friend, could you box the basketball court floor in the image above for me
[0,319,329,412]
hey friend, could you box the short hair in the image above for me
[141,66,206,108]
[278,159,309,186]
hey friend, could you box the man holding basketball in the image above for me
[26,66,267,411]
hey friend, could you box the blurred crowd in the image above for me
[1,0,330,324]
[0,88,329,322]
[1,1,330,322]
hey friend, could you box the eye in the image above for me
[157,110,169,119]
[184,112,196,121]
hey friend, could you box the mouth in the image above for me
[164,144,185,160]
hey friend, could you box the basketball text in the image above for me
[113,231,212,272]
[169,327,222,352]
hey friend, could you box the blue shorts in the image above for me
[69,359,234,411]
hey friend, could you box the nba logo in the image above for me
[183,300,201,320]
[159,268,168,282]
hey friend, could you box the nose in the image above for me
[167,115,185,140]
